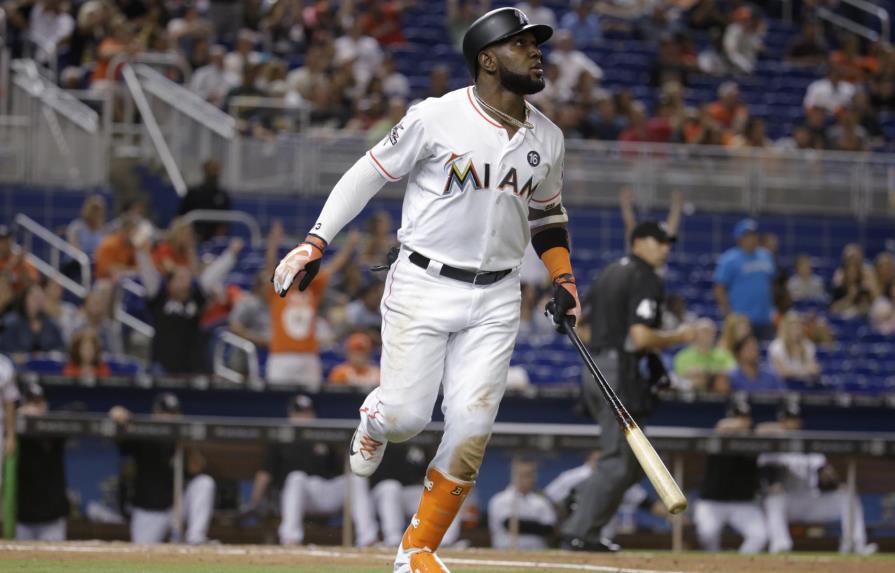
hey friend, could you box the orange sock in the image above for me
[402,467,473,554]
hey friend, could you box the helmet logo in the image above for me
[514,9,529,25]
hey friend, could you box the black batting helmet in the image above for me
[462,7,553,78]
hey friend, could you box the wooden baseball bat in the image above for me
[559,315,687,515]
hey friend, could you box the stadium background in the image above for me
[1,0,895,560]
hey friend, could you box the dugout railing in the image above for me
[9,412,894,551]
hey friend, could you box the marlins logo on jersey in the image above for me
[443,152,541,199]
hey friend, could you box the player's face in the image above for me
[493,32,545,95]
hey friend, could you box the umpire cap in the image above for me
[462,7,553,77]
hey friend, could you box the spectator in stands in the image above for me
[71,281,123,355]
[43,279,78,343]
[345,280,385,339]
[786,19,827,67]
[832,243,875,290]
[367,96,407,145]
[588,96,623,140]
[650,34,698,88]
[447,0,490,49]
[868,43,895,110]
[16,383,68,541]
[723,6,765,75]
[110,393,216,544]
[619,188,684,246]
[550,31,604,98]
[66,194,107,260]
[774,125,817,153]
[718,312,751,353]
[708,82,748,134]
[673,318,734,394]
[560,0,602,48]
[851,92,884,146]
[488,457,556,550]
[360,0,407,47]
[63,327,111,379]
[328,332,380,387]
[189,45,231,107]
[65,0,107,69]
[831,33,877,84]
[831,257,874,319]
[729,334,784,393]
[870,281,895,335]
[152,218,199,275]
[378,54,410,99]
[0,275,15,331]
[874,252,895,296]
[800,105,830,149]
[224,28,261,87]
[177,159,232,242]
[335,18,384,90]
[804,59,857,114]
[619,101,651,142]
[95,215,138,281]
[728,116,770,149]
[768,312,820,383]
[1,282,64,358]
[90,17,140,92]
[714,219,776,340]
[682,103,725,145]
[424,64,452,99]
[228,272,271,350]
[136,235,241,375]
[0,224,38,294]
[684,0,726,35]
[243,394,378,546]
[516,0,556,28]
[167,3,212,58]
[225,62,267,123]
[663,292,697,331]
[826,107,868,152]
[265,222,358,388]
[694,396,768,554]
[23,0,75,63]
[787,255,827,302]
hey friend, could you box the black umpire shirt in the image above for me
[119,440,176,511]
[17,436,69,524]
[369,443,429,488]
[583,254,664,414]
[263,441,341,487]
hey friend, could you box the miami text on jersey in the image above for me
[442,156,540,199]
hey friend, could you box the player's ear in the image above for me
[478,49,497,75]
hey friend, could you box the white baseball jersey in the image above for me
[487,486,556,549]
[0,354,19,429]
[364,86,566,272]
[757,452,827,493]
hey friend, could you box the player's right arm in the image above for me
[272,105,429,297]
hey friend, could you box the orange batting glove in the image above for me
[272,235,326,297]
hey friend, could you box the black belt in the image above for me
[408,251,512,285]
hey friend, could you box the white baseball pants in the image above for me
[16,518,66,541]
[763,489,869,553]
[694,499,768,553]
[371,481,461,547]
[278,471,378,547]
[358,249,521,482]
[130,474,216,544]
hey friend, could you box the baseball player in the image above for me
[758,401,876,554]
[693,395,768,554]
[272,7,577,571]
[487,457,556,549]
[0,352,19,497]
[244,394,379,547]
[110,393,216,544]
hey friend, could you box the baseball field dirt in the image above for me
[1,542,893,573]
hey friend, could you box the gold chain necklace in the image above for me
[473,87,533,130]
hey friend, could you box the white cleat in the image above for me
[348,429,387,477]
[394,543,450,573]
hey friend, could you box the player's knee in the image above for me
[384,411,431,443]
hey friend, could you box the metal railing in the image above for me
[14,213,91,297]
[212,331,262,386]
[117,278,156,339]
[179,209,263,247]
[227,96,312,133]
[817,0,890,43]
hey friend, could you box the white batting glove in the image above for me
[272,235,327,297]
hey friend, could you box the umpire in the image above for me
[560,221,694,551]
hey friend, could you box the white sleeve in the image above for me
[310,155,388,243]
[365,103,430,182]
[528,137,567,232]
